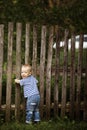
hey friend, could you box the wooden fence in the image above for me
[0,22,87,122]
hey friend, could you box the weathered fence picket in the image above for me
[25,23,30,64]
[6,22,13,121]
[0,25,4,108]
[46,26,54,119]
[70,34,75,119]
[76,34,83,120]
[61,29,69,117]
[54,28,60,117]
[39,26,46,118]
[32,25,37,76]
[84,50,87,121]
[15,23,22,121]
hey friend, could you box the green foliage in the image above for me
[0,119,87,130]
[0,0,87,32]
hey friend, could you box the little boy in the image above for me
[15,64,40,124]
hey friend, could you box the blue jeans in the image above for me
[26,94,40,122]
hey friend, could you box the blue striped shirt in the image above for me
[20,75,39,98]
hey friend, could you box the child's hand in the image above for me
[15,79,20,84]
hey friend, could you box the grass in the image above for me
[0,118,87,130]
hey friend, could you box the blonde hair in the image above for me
[22,64,32,75]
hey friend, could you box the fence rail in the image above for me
[0,22,87,122]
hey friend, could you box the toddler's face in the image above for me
[21,67,30,78]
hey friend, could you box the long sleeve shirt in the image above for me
[20,75,39,98]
